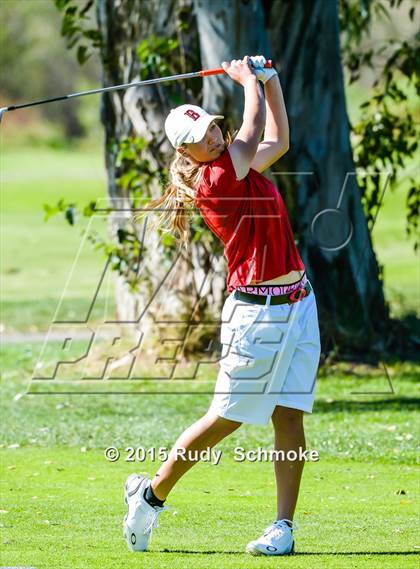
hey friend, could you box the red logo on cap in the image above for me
[184,109,200,121]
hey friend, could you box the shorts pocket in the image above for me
[221,301,263,346]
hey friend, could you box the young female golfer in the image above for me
[123,55,321,556]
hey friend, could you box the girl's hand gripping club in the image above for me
[199,58,273,77]
[0,58,275,122]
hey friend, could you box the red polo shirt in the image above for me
[194,148,305,293]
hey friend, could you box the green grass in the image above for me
[1,342,419,463]
[1,147,116,333]
[344,78,420,317]
[0,342,419,568]
[369,160,419,318]
[1,449,418,569]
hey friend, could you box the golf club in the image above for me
[0,60,273,122]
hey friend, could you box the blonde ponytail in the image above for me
[133,151,201,251]
[134,131,232,250]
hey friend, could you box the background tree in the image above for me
[51,0,418,361]
[265,0,390,357]
[94,0,216,355]
[0,0,101,141]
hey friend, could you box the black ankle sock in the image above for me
[143,483,165,508]
[276,519,293,528]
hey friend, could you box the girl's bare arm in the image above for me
[250,75,290,173]
[222,57,266,180]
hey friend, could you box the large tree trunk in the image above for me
[96,0,216,356]
[194,0,271,125]
[95,0,273,358]
[265,0,392,359]
[95,0,394,361]
[96,0,146,326]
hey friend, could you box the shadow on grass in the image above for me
[158,548,419,556]
[313,397,420,413]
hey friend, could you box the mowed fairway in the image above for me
[0,341,419,568]
[1,449,418,569]
[1,148,116,333]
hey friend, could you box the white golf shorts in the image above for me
[209,282,321,425]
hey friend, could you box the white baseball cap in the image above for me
[164,104,224,149]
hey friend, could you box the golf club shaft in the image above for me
[0,61,272,115]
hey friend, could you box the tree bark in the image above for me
[95,0,235,358]
[96,0,144,326]
[194,0,271,125]
[95,0,396,361]
[265,0,392,358]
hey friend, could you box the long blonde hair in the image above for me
[137,131,232,251]
[136,151,202,251]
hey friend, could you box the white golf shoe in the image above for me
[246,518,297,556]
[123,474,169,552]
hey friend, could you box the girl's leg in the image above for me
[151,410,241,500]
[271,405,306,520]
